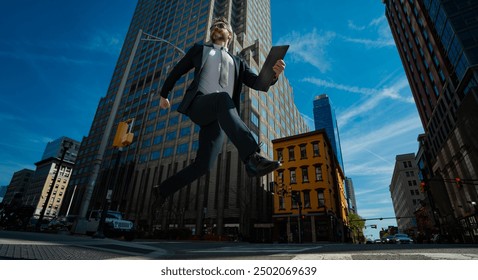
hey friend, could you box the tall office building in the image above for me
[24,137,80,219]
[3,169,34,204]
[313,94,344,172]
[344,177,357,214]
[384,0,478,242]
[65,0,308,239]
[389,153,425,233]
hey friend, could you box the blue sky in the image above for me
[0,0,423,239]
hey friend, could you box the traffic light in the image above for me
[113,120,134,147]
[455,177,463,188]
[420,181,426,193]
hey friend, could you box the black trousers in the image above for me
[158,92,258,196]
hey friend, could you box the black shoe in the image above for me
[244,152,281,177]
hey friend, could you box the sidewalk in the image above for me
[0,230,167,260]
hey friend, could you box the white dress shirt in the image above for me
[198,44,235,97]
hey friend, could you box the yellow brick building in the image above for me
[272,130,349,242]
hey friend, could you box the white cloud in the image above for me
[341,36,395,48]
[347,20,366,31]
[85,31,122,55]
[357,207,394,219]
[343,16,395,48]
[276,29,335,73]
[342,116,422,158]
[302,76,414,127]
[345,162,393,177]
[302,77,376,95]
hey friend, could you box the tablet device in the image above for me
[253,45,289,92]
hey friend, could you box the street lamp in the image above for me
[36,139,73,230]
[142,32,186,56]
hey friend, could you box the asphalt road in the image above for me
[1,230,478,260]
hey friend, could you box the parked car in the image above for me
[373,239,382,244]
[382,235,395,244]
[392,234,414,244]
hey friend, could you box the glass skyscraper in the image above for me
[65,0,308,238]
[313,94,344,173]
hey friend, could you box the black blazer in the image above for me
[160,42,277,115]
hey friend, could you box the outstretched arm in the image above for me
[159,44,199,109]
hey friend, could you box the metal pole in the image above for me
[74,29,144,234]
[94,147,123,238]
[298,201,302,243]
[65,185,77,217]
[36,140,72,230]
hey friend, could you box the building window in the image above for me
[166,131,177,141]
[163,147,173,158]
[300,144,307,159]
[312,142,320,157]
[290,169,297,184]
[179,127,190,137]
[276,149,284,162]
[168,116,179,126]
[288,146,295,161]
[303,190,311,208]
[176,143,188,154]
[279,196,285,210]
[315,165,323,181]
[291,191,300,209]
[142,138,151,148]
[150,151,160,160]
[301,166,309,183]
[251,112,259,128]
[317,189,325,207]
[153,135,163,145]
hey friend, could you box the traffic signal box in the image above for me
[113,121,134,147]
[455,177,463,188]
[420,181,426,193]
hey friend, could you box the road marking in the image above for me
[292,252,478,260]
[188,245,323,254]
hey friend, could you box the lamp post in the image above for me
[36,139,73,231]
[142,32,186,56]
[93,147,124,238]
[94,119,134,238]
